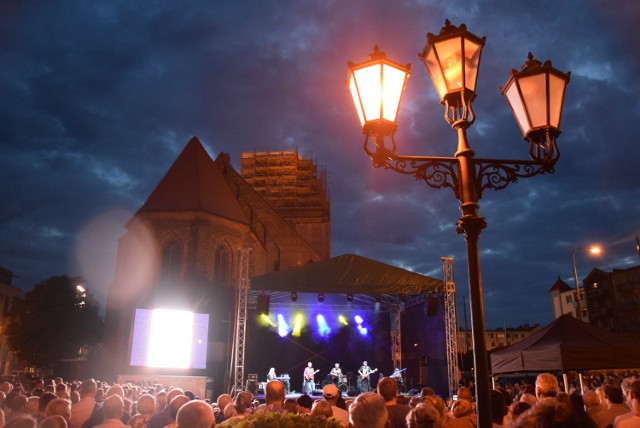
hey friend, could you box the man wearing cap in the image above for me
[322,384,348,427]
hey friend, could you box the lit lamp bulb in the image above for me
[443,53,463,88]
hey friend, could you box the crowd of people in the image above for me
[0,370,637,427]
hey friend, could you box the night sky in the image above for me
[1,1,639,329]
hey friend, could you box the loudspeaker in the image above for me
[426,296,438,316]
[256,295,270,315]
[246,380,259,394]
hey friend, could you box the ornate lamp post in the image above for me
[346,20,570,428]
[572,245,602,320]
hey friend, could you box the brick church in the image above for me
[101,137,330,389]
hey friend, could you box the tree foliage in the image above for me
[3,275,103,370]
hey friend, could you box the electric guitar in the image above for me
[359,368,378,380]
[304,369,319,381]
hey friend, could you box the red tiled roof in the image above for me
[138,137,248,224]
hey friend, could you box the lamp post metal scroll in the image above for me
[346,20,570,428]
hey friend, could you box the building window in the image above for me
[566,295,572,303]
[161,240,182,282]
[214,245,232,287]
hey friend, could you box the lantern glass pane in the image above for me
[434,38,464,92]
[423,46,447,99]
[349,73,366,126]
[382,64,407,122]
[519,74,548,128]
[549,73,566,128]
[353,64,383,122]
[505,82,530,135]
[463,38,482,92]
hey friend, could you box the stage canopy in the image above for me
[250,253,442,296]
[491,314,640,374]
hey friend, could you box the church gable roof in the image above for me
[548,277,573,293]
[138,137,248,224]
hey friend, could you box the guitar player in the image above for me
[357,360,378,392]
[303,361,319,394]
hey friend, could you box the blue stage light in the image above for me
[357,324,368,336]
[277,313,290,337]
[354,315,364,325]
[316,314,331,337]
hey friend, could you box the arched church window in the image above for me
[161,239,182,282]
[214,245,232,287]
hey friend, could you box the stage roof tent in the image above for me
[491,314,640,374]
[250,253,442,295]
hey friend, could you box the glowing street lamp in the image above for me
[572,245,602,320]
[346,20,570,428]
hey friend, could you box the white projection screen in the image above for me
[129,309,209,369]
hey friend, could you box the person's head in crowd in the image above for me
[310,399,333,419]
[519,392,537,407]
[423,396,447,421]
[406,404,442,428]
[451,399,473,419]
[535,373,559,399]
[223,403,235,420]
[0,382,13,395]
[44,398,71,422]
[604,384,624,405]
[38,392,57,415]
[175,400,215,428]
[377,377,399,403]
[582,390,600,409]
[78,379,97,399]
[215,393,232,417]
[7,393,29,414]
[135,394,156,415]
[168,395,190,423]
[296,394,313,414]
[5,416,37,428]
[349,392,388,428]
[234,391,253,415]
[457,386,473,402]
[512,400,597,428]
[106,384,124,398]
[322,384,340,405]
[510,401,532,423]
[490,389,508,426]
[24,396,39,415]
[102,395,124,421]
[40,415,68,428]
[409,396,424,408]
[420,387,435,397]
[621,376,635,405]
[283,398,298,414]
[156,390,168,410]
[184,390,195,401]
[264,380,285,407]
[69,391,80,404]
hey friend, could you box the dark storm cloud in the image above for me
[1,0,639,328]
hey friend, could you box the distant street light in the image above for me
[572,245,602,320]
[346,20,570,428]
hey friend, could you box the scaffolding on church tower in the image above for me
[390,304,402,369]
[442,257,459,399]
[232,248,251,394]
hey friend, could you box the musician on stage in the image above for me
[391,367,404,393]
[267,367,277,381]
[391,368,403,382]
[303,362,318,394]
[357,361,375,392]
[329,363,343,386]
